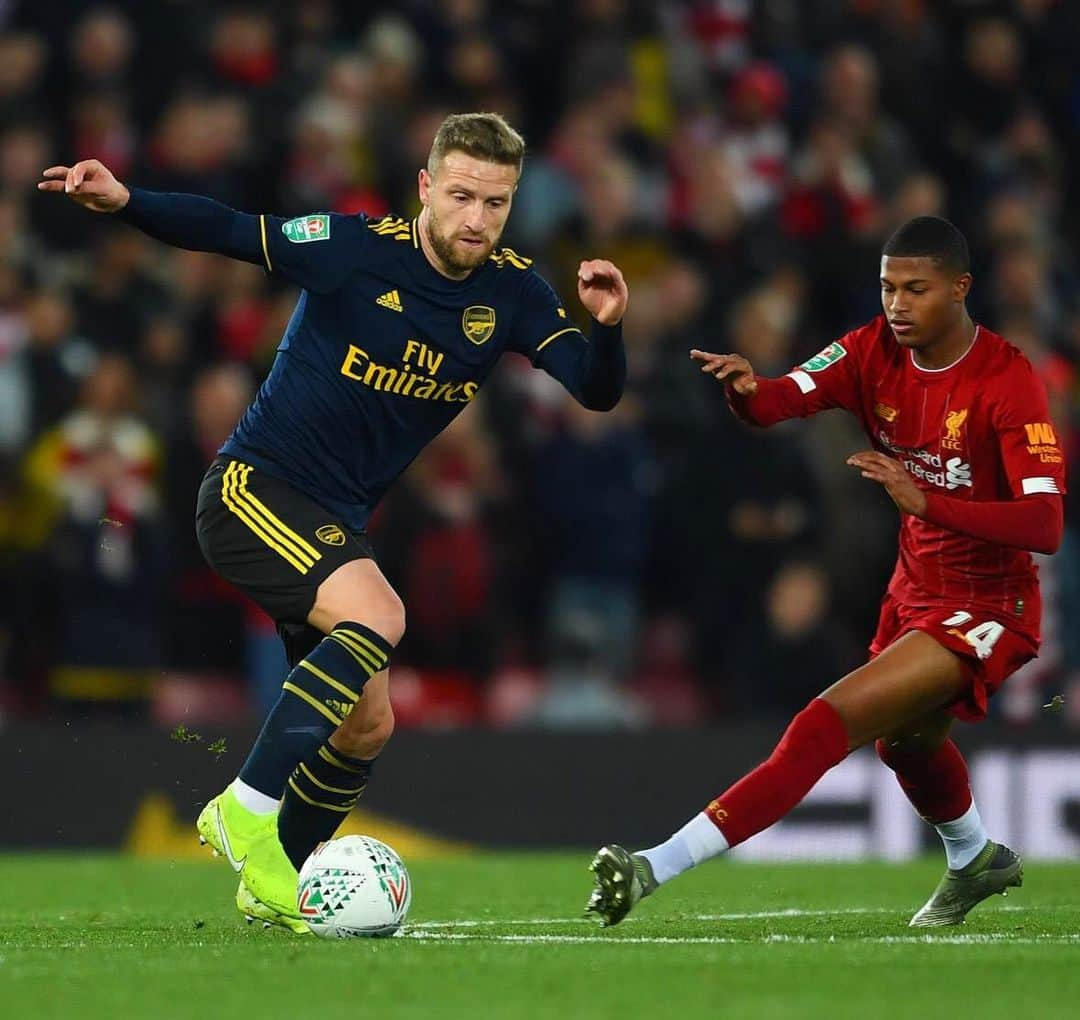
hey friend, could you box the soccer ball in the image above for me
[297,835,412,938]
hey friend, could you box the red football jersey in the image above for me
[740,316,1066,637]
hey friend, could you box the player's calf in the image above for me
[235,621,392,803]
[277,669,393,870]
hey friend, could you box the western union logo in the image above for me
[1025,422,1057,446]
[377,289,403,312]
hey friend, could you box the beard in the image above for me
[426,208,498,273]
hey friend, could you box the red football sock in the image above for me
[875,737,972,824]
[703,698,850,848]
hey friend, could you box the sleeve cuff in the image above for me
[589,319,623,343]
[115,185,147,222]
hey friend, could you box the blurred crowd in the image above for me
[1,0,1078,728]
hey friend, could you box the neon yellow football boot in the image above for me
[237,877,311,935]
[196,786,301,923]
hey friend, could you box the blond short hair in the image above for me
[427,112,525,176]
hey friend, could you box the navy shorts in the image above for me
[195,456,376,665]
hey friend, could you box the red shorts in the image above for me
[869,593,1039,721]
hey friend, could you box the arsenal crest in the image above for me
[462,305,496,345]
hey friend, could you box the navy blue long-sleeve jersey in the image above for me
[120,189,625,530]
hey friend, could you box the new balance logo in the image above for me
[376,289,403,312]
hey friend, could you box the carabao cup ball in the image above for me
[297,835,412,938]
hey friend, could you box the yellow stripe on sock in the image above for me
[318,745,366,773]
[298,762,366,797]
[287,776,355,812]
[330,629,386,672]
[235,465,321,563]
[221,463,310,573]
[328,633,376,671]
[282,681,344,725]
[335,628,388,669]
[297,659,360,703]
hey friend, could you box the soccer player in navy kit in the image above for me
[41,113,629,932]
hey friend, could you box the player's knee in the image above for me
[878,713,952,761]
[881,734,941,765]
[369,590,405,646]
[332,589,405,646]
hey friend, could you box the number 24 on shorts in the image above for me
[942,611,1005,661]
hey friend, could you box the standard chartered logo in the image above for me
[945,458,972,490]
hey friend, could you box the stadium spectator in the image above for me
[4,2,1079,727]
[22,351,163,710]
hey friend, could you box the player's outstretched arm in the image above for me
[690,350,758,396]
[526,262,628,411]
[693,328,865,427]
[39,159,266,266]
[38,160,129,212]
[691,349,807,427]
[847,450,1063,554]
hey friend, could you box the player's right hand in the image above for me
[690,350,758,397]
[37,159,130,213]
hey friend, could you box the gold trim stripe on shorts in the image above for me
[232,465,321,560]
[220,461,322,574]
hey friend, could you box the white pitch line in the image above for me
[406,905,1037,931]
[402,931,1080,947]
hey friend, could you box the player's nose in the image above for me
[464,202,485,232]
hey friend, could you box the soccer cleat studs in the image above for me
[586,845,649,927]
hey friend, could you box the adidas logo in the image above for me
[325,698,353,721]
[376,289,403,312]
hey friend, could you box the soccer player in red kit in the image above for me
[586,216,1066,927]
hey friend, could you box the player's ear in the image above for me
[418,168,431,205]
[953,272,973,302]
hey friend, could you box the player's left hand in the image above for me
[847,451,927,517]
[578,260,628,326]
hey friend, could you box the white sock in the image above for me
[640,812,730,885]
[935,801,989,870]
[230,777,280,815]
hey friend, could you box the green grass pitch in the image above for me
[2,853,1077,1019]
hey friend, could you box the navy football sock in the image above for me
[237,622,390,801]
[278,742,374,869]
